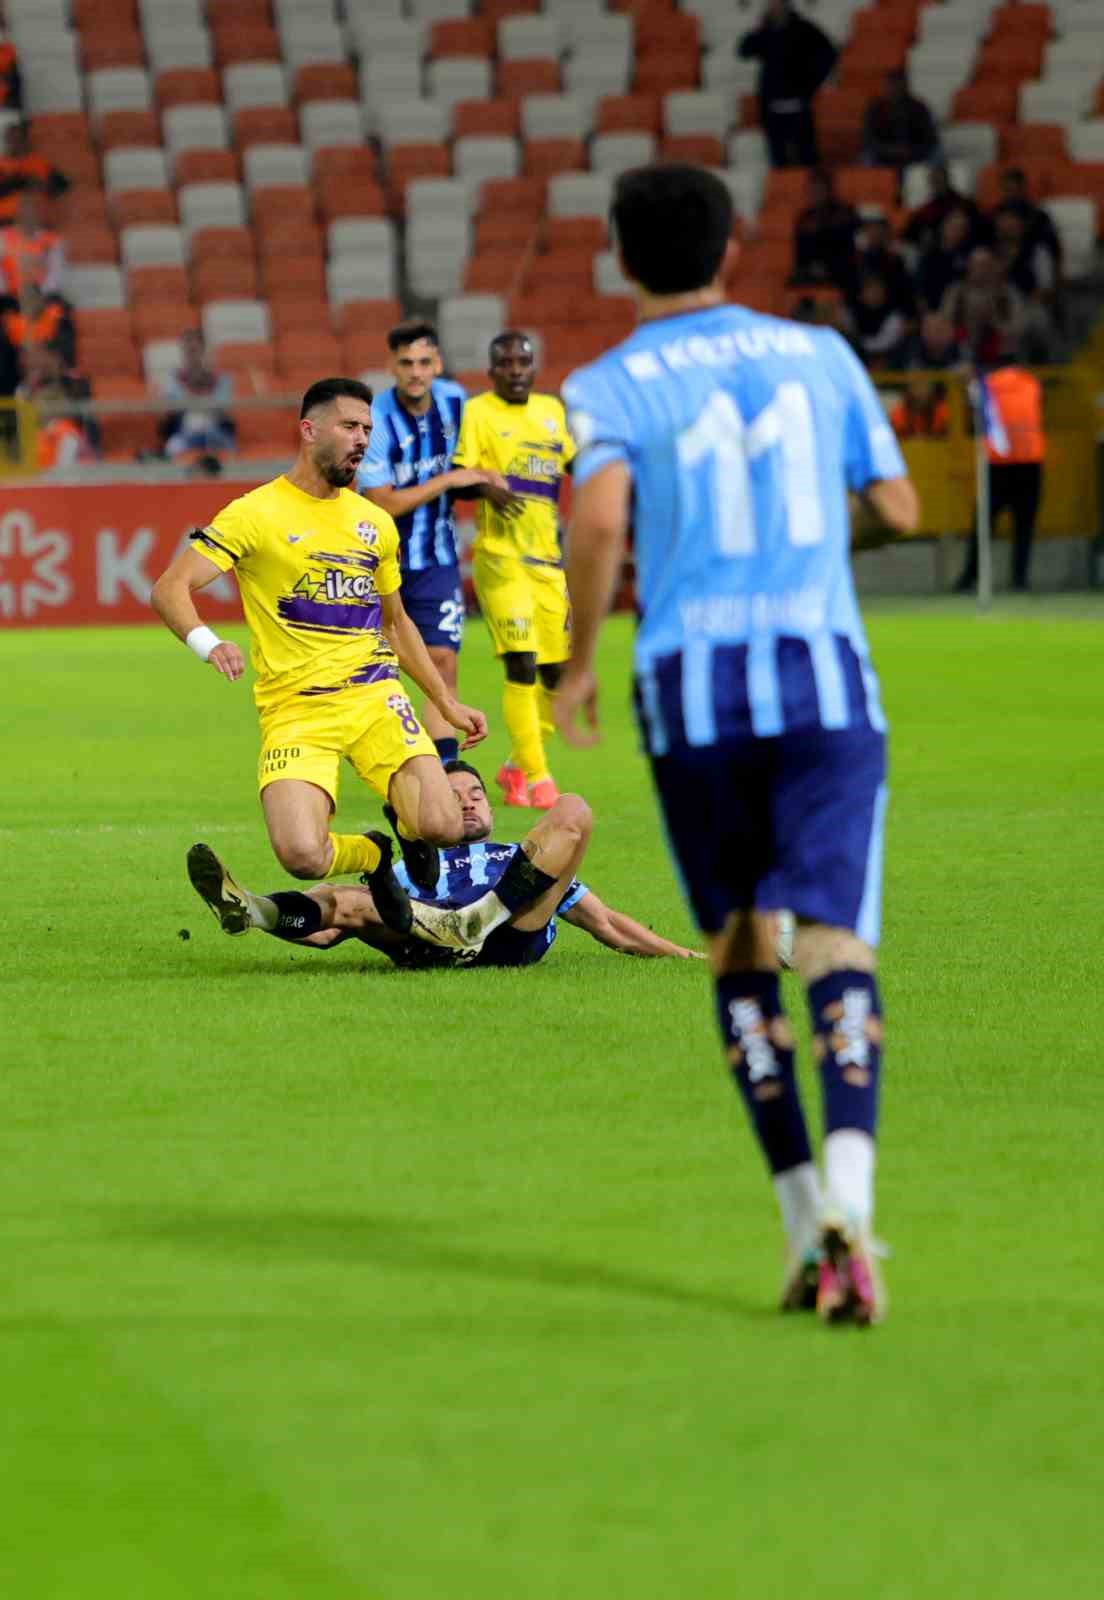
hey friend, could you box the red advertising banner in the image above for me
[0,482,262,628]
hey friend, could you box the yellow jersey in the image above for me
[191,475,403,709]
[453,390,575,564]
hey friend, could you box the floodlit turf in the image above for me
[3,599,1103,1598]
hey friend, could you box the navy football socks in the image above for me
[266,891,325,942]
[435,737,460,764]
[808,970,883,1138]
[493,846,559,914]
[715,972,813,1175]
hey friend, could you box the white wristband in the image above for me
[186,625,222,661]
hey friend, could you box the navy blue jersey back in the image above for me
[356,378,466,570]
[562,307,906,747]
[394,841,586,916]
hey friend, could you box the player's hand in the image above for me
[442,699,488,750]
[675,947,708,960]
[482,478,525,518]
[208,641,245,681]
[554,666,600,748]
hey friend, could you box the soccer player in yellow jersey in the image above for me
[150,378,489,914]
[453,331,575,809]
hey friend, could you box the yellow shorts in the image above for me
[257,679,437,807]
[473,550,571,663]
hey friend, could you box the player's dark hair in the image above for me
[443,759,486,789]
[299,377,373,419]
[387,318,439,352]
[489,329,533,362]
[611,165,732,295]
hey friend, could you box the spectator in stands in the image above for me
[844,272,911,369]
[18,345,96,469]
[890,376,949,438]
[903,164,987,252]
[991,167,1061,274]
[861,69,940,173]
[0,29,23,113]
[791,169,859,290]
[0,284,75,367]
[941,247,1026,365]
[907,310,964,369]
[0,122,69,224]
[0,311,18,400]
[158,329,236,461]
[916,206,975,312]
[993,208,1057,305]
[854,214,916,318]
[739,0,837,169]
[0,186,65,299]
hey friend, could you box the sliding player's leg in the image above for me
[186,843,412,943]
[777,726,889,1325]
[508,794,592,931]
[650,741,822,1309]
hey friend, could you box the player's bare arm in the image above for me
[150,540,246,681]
[362,467,490,520]
[557,459,633,747]
[863,475,920,533]
[380,589,487,749]
[561,891,704,959]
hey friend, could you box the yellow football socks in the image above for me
[327,832,381,878]
[503,680,549,785]
[536,681,557,741]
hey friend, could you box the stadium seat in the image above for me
[543,215,606,252]
[498,16,562,61]
[333,297,402,340]
[251,185,316,234]
[311,147,379,183]
[111,189,178,228]
[179,182,248,237]
[128,265,190,306]
[660,133,725,166]
[316,175,388,219]
[663,90,730,140]
[597,94,661,135]
[328,254,397,304]
[208,340,275,379]
[548,171,613,218]
[387,143,452,206]
[480,175,547,219]
[430,18,495,57]
[294,65,358,104]
[591,131,656,175]
[464,251,523,293]
[1002,124,1069,164]
[192,257,259,303]
[454,136,521,185]
[164,105,230,161]
[175,150,241,186]
[276,329,342,376]
[155,69,221,109]
[191,225,254,264]
[475,215,537,252]
[498,60,561,98]
[68,225,120,265]
[300,102,363,150]
[524,137,587,178]
[1069,121,1104,165]
[524,249,595,294]
[202,298,271,349]
[235,403,299,456]
[428,58,494,114]
[121,224,186,269]
[453,98,520,138]
[224,63,289,114]
[65,264,128,309]
[242,144,311,190]
[376,100,450,147]
[270,296,330,335]
[1043,195,1097,274]
[234,108,300,148]
[262,256,327,301]
[521,93,589,141]
[98,110,160,152]
[104,148,170,193]
[88,67,154,118]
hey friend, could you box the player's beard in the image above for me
[461,817,491,841]
[318,445,360,487]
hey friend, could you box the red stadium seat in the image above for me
[175,150,241,185]
[251,185,316,232]
[453,99,520,138]
[479,176,547,218]
[312,147,379,182]
[262,256,328,300]
[542,216,606,251]
[97,110,160,151]
[235,403,299,456]
[155,69,221,109]
[233,107,298,148]
[256,216,324,259]
[81,31,145,72]
[952,83,1019,128]
[1001,125,1069,165]
[498,60,560,97]
[596,95,662,136]
[430,19,495,57]
[271,297,332,336]
[524,248,595,293]
[191,225,255,263]
[660,134,725,167]
[833,167,898,210]
[464,252,525,293]
[211,25,282,67]
[63,188,111,228]
[333,298,402,339]
[315,175,388,221]
[524,138,586,179]
[68,225,120,264]
[111,189,178,228]
[79,338,141,380]
[475,215,537,251]
[294,64,358,103]
[634,56,699,95]
[192,257,259,303]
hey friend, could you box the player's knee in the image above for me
[503,651,537,685]
[274,838,330,881]
[792,921,877,984]
[418,795,465,846]
[550,793,592,840]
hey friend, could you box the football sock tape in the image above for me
[266,892,325,942]
[808,969,883,1139]
[715,971,813,1176]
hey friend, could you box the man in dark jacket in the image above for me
[739,0,838,168]
[862,70,940,172]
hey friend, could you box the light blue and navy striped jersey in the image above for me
[355,378,467,571]
[394,841,587,916]
[562,305,906,749]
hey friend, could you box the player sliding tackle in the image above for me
[151,378,488,908]
[556,165,920,1325]
[186,761,701,967]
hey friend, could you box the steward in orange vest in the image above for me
[955,364,1046,593]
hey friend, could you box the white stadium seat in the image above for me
[104,148,170,194]
[120,225,186,269]
[202,298,272,349]
[178,182,248,236]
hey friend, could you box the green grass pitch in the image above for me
[3,600,1103,1598]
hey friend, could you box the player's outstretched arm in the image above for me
[557,460,632,748]
[362,468,490,519]
[150,540,246,681]
[380,590,487,749]
[862,475,920,534]
[562,891,704,959]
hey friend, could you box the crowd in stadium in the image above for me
[0,0,1099,471]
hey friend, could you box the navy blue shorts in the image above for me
[472,921,557,967]
[401,564,465,652]
[649,727,888,942]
